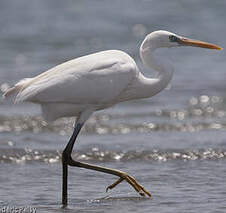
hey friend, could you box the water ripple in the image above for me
[0,148,225,164]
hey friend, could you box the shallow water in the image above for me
[0,0,226,212]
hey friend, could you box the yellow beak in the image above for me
[179,37,223,50]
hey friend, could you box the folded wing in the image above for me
[4,50,138,105]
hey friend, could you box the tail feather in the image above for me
[3,78,33,103]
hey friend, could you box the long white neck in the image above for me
[136,39,174,99]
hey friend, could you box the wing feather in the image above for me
[12,50,138,105]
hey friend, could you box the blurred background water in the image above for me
[0,0,226,212]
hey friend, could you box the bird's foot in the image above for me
[106,173,151,198]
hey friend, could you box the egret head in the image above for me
[141,30,222,51]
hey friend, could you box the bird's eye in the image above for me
[169,35,179,42]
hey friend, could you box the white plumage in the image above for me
[5,50,138,120]
[4,49,160,121]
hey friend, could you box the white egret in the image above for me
[3,30,222,207]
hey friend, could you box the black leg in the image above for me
[62,159,68,207]
[61,122,151,207]
[62,123,83,208]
